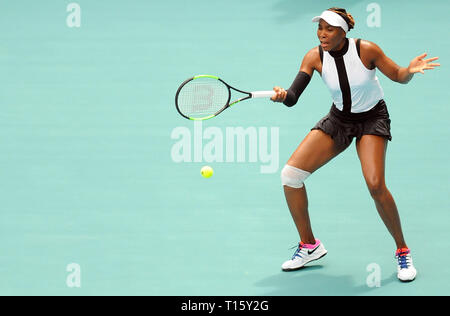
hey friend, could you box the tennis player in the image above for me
[271,7,439,282]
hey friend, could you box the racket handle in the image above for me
[251,90,275,98]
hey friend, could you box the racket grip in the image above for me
[251,90,275,98]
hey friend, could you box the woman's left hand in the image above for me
[408,53,440,74]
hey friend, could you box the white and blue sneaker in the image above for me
[281,239,327,271]
[396,248,417,282]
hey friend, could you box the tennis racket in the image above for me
[175,75,275,120]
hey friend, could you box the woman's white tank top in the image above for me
[321,38,384,113]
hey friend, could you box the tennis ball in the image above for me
[201,166,214,178]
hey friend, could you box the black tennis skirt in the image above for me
[311,99,392,151]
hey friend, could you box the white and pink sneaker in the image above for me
[396,248,417,282]
[281,239,327,271]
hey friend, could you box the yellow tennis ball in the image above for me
[201,166,214,178]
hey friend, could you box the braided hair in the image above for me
[328,7,355,31]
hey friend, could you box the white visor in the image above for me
[312,10,349,33]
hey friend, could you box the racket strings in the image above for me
[176,77,229,119]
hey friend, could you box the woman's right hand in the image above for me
[271,86,287,102]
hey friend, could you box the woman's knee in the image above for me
[281,164,311,188]
[366,177,387,199]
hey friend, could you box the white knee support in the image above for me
[281,165,311,188]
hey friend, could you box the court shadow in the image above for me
[255,266,398,296]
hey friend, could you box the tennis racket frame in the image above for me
[175,75,256,121]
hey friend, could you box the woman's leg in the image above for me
[355,135,407,249]
[284,129,346,244]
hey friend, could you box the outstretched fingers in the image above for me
[423,58,440,72]
[425,57,440,67]
[424,56,439,62]
[417,52,428,59]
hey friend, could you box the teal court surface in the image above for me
[0,0,449,295]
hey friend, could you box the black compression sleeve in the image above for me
[283,71,311,107]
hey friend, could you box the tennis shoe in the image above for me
[281,239,327,271]
[396,248,417,282]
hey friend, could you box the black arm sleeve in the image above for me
[283,71,311,107]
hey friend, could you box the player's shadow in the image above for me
[254,265,398,296]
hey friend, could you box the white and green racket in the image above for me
[175,75,275,120]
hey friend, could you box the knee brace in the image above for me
[281,165,311,188]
